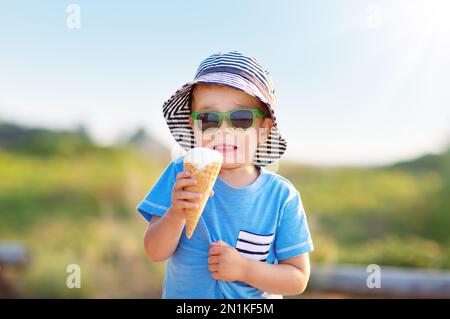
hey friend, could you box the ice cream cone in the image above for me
[183,148,223,239]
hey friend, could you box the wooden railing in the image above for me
[308,263,450,298]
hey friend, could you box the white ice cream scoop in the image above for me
[184,147,223,170]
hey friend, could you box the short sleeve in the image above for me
[274,191,314,260]
[136,157,182,222]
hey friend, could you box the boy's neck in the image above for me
[219,164,260,188]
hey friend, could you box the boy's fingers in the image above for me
[174,200,199,209]
[211,271,220,280]
[175,191,202,200]
[208,264,219,272]
[208,246,223,256]
[208,256,219,264]
[176,171,190,180]
[174,178,197,190]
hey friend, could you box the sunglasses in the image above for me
[191,108,266,132]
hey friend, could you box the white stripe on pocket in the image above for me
[236,241,270,253]
[237,230,274,245]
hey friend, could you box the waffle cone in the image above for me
[183,161,222,238]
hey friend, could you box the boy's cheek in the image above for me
[193,133,212,148]
[196,137,213,148]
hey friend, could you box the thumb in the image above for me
[216,240,230,247]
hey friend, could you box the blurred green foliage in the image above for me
[279,148,450,268]
[0,122,449,297]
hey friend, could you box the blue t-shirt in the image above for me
[136,156,314,299]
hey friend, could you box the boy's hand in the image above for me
[208,240,249,282]
[169,170,215,221]
[169,170,201,220]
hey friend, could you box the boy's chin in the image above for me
[220,159,255,169]
[219,150,257,168]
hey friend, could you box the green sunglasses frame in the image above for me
[191,108,266,131]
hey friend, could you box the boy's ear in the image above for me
[259,118,273,145]
[265,117,274,131]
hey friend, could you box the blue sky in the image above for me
[0,0,449,166]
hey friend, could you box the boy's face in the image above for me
[189,83,273,168]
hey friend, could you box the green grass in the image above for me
[1,148,167,297]
[278,156,450,268]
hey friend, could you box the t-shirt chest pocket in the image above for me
[235,230,274,262]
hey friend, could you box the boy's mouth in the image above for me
[211,144,238,153]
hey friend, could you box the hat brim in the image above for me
[162,72,287,167]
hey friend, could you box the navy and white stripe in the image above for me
[236,230,274,262]
[162,51,287,167]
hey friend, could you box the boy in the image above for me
[137,51,314,298]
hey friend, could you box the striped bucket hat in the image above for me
[163,51,287,167]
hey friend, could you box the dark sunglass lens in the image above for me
[197,113,219,131]
[230,110,253,129]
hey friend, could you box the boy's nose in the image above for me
[217,117,232,132]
